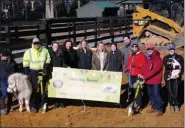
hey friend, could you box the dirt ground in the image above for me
[1,44,184,127]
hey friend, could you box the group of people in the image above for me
[0,35,184,116]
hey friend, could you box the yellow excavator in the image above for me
[133,0,184,47]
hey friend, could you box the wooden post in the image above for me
[72,21,76,46]
[68,22,71,37]
[94,19,98,47]
[36,24,40,38]
[119,18,122,33]
[39,19,51,48]
[84,21,86,33]
[125,17,128,34]
[45,22,52,47]
[5,25,11,44]
[14,26,18,40]
[97,18,100,36]
[110,17,114,43]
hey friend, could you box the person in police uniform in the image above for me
[23,38,51,113]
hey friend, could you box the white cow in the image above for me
[7,73,32,112]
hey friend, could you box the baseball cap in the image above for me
[146,43,155,50]
[131,42,138,46]
[168,43,175,50]
[32,38,40,44]
[2,50,10,56]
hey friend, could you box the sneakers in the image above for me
[170,106,175,112]
[174,106,179,112]
[30,107,38,113]
[146,109,157,113]
[0,109,7,115]
[53,102,65,109]
[10,108,14,112]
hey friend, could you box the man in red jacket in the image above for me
[127,42,145,114]
[138,43,164,116]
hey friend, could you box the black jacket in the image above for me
[0,60,14,80]
[49,48,66,68]
[63,48,78,68]
[163,53,184,80]
[107,50,122,72]
[77,48,92,69]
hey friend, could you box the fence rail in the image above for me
[0,16,133,62]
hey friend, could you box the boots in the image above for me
[0,109,7,115]
[174,106,179,112]
[170,106,175,112]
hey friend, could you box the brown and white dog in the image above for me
[7,73,32,112]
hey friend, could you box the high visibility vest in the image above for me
[23,46,51,70]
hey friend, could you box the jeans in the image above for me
[0,79,13,110]
[147,84,163,112]
[0,79,8,101]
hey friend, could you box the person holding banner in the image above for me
[62,40,78,68]
[77,40,92,70]
[126,42,145,114]
[107,43,122,72]
[92,42,108,71]
[48,42,66,108]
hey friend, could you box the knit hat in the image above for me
[168,43,175,50]
[2,50,10,56]
[131,42,138,46]
[146,43,155,49]
[32,38,40,43]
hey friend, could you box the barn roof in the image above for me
[116,0,143,4]
[94,1,118,8]
[76,1,118,11]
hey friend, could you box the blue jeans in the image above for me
[147,84,163,112]
[0,79,8,101]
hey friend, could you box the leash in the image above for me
[7,86,20,104]
[168,78,179,105]
[168,78,178,99]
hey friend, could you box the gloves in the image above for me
[41,69,47,76]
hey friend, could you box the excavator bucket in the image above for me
[133,5,184,47]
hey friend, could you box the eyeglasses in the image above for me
[33,42,40,45]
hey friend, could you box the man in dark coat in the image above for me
[0,50,14,115]
[163,43,184,112]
